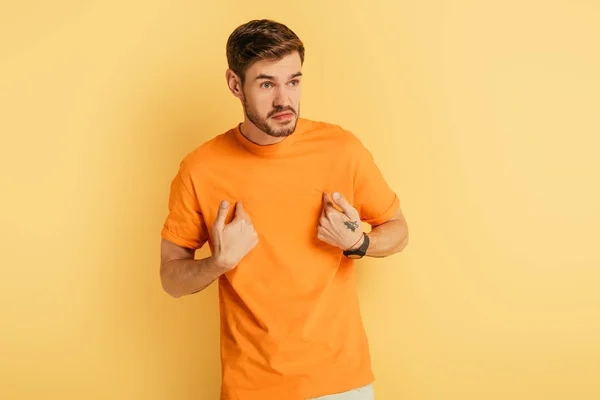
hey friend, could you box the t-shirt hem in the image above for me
[220,370,375,400]
[161,227,203,250]
[304,372,375,399]
[363,194,400,226]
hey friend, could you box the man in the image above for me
[160,19,409,400]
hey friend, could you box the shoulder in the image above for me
[177,127,236,174]
[299,118,365,149]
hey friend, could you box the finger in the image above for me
[234,200,247,219]
[332,192,358,218]
[320,204,328,219]
[322,191,333,206]
[322,192,336,211]
[319,215,328,226]
[324,207,339,221]
[317,231,334,246]
[317,229,329,242]
[214,200,230,230]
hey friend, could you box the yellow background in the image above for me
[1,1,599,399]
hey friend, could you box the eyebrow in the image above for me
[255,72,303,81]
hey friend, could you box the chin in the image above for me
[267,118,297,137]
[274,126,296,137]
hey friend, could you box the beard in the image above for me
[242,93,299,138]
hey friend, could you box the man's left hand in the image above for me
[317,192,364,250]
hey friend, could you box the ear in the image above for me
[226,69,243,100]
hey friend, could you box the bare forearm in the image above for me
[160,255,227,298]
[365,219,409,258]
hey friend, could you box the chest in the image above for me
[197,154,354,245]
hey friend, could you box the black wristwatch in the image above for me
[343,233,370,259]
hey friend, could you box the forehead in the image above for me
[245,52,302,80]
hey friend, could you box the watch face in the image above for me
[347,253,363,259]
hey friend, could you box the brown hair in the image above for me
[226,19,305,84]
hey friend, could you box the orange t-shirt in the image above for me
[161,118,400,399]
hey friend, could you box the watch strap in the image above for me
[343,233,369,258]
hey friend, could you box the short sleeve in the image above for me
[350,133,400,226]
[161,162,209,250]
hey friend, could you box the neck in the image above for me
[240,118,286,146]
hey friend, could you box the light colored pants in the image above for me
[308,384,374,400]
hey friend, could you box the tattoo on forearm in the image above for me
[344,221,360,232]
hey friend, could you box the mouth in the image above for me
[271,111,295,121]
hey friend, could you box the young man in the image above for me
[160,19,409,400]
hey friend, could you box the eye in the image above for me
[260,82,273,89]
[288,79,300,87]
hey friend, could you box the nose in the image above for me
[272,86,291,108]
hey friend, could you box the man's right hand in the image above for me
[212,200,259,271]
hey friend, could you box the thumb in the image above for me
[214,200,230,230]
[332,192,356,216]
